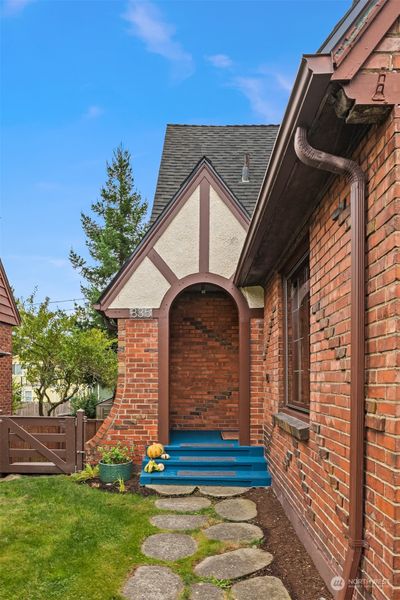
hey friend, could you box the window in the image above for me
[24,390,33,402]
[12,363,22,375]
[284,253,310,413]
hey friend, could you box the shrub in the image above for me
[98,443,133,464]
[71,392,98,418]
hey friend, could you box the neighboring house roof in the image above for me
[0,260,20,327]
[151,124,279,223]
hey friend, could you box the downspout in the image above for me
[294,127,365,600]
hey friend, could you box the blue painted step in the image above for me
[163,444,264,457]
[141,456,267,471]
[140,430,271,488]
[140,468,271,487]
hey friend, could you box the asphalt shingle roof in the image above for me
[150,124,279,223]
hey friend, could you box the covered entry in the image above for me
[169,284,239,433]
[158,273,251,446]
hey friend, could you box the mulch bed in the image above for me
[84,470,332,600]
[243,488,332,600]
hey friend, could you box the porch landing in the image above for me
[140,430,271,488]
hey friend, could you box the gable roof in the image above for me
[0,260,20,326]
[151,124,279,223]
[96,158,249,313]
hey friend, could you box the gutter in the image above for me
[234,54,333,287]
[294,127,366,600]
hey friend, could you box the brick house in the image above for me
[0,260,20,413]
[90,2,399,599]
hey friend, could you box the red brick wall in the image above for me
[86,318,158,462]
[263,106,399,600]
[250,316,265,445]
[169,291,239,431]
[0,322,12,414]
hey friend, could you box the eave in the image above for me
[0,260,21,327]
[234,0,400,288]
[234,55,336,287]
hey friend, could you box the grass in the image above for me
[0,476,234,600]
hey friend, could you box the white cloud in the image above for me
[275,73,294,92]
[84,105,104,119]
[7,254,70,269]
[207,54,233,69]
[233,77,277,122]
[2,0,34,16]
[123,1,194,79]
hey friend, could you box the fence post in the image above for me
[76,410,85,472]
[0,413,10,475]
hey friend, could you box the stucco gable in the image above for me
[96,160,253,314]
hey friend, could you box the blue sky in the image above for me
[1,0,349,309]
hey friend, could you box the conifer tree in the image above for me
[70,145,148,327]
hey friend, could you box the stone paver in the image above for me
[146,484,196,496]
[190,582,224,600]
[151,514,208,531]
[142,533,197,561]
[194,548,273,580]
[231,575,291,600]
[214,498,257,521]
[203,522,263,543]
[122,565,183,600]
[199,486,249,498]
[155,496,211,512]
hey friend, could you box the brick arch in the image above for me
[157,273,250,445]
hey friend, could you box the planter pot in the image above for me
[99,460,133,484]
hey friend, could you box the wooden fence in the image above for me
[15,401,72,417]
[0,411,103,475]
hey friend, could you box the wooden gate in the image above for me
[0,411,102,475]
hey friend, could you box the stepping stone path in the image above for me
[194,547,273,580]
[199,486,250,498]
[190,582,224,599]
[150,514,208,531]
[146,484,196,496]
[123,566,183,600]
[123,489,291,600]
[142,533,197,561]
[203,522,263,543]
[231,575,291,600]
[214,498,257,521]
[155,496,211,512]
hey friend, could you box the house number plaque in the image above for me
[129,308,153,319]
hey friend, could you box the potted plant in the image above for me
[98,443,133,484]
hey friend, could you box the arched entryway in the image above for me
[169,284,239,433]
[157,273,250,446]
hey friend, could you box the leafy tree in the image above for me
[70,392,98,419]
[13,296,117,416]
[12,379,22,413]
[70,145,148,327]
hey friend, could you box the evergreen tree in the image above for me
[70,145,148,327]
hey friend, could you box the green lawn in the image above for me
[0,476,227,600]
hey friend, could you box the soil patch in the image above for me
[243,488,332,600]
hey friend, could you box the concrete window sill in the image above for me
[273,412,310,441]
